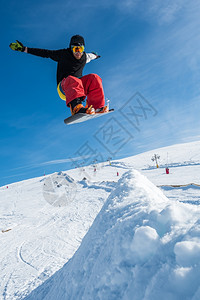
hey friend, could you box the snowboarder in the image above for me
[9,35,108,116]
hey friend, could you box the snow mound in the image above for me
[25,169,200,300]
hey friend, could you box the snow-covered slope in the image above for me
[1,140,200,299]
[25,170,200,300]
[0,173,113,299]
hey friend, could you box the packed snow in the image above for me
[1,140,200,299]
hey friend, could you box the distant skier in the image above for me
[9,35,108,116]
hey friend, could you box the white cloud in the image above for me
[9,155,93,172]
[115,0,192,25]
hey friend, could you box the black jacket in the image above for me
[27,47,87,85]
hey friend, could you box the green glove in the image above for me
[9,40,25,52]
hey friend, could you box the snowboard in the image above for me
[64,109,114,125]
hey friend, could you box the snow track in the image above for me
[18,242,38,271]
[3,273,13,300]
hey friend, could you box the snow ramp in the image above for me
[25,170,200,300]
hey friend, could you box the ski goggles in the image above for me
[71,45,85,53]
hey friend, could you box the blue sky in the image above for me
[1,0,200,186]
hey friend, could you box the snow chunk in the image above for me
[174,240,200,267]
[131,226,160,262]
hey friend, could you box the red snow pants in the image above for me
[61,74,105,110]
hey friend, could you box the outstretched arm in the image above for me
[86,52,101,63]
[9,40,62,62]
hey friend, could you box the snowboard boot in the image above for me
[95,106,109,113]
[69,97,95,115]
